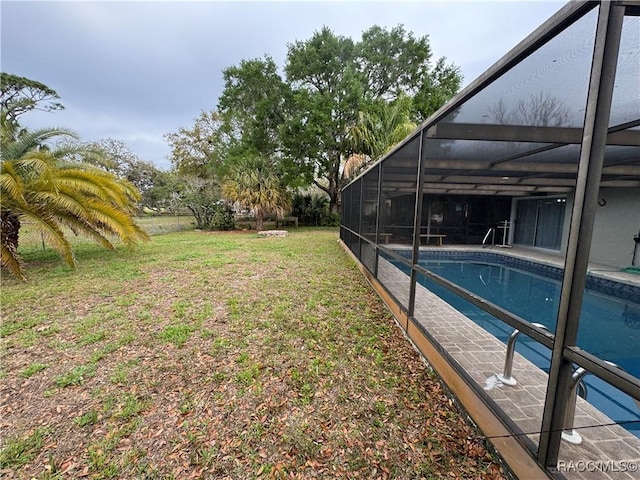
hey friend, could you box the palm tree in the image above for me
[1,123,149,280]
[345,94,416,178]
[222,157,290,231]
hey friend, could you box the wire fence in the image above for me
[17,215,196,252]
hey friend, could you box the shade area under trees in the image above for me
[165,24,462,218]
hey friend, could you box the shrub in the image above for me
[292,193,332,227]
[210,203,235,231]
[321,212,341,227]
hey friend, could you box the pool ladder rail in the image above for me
[482,227,495,248]
[496,323,550,386]
[482,221,512,249]
[496,326,625,445]
[561,361,625,445]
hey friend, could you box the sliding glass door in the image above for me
[514,197,566,250]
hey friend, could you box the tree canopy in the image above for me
[282,25,462,212]
[165,24,462,215]
[164,110,230,179]
[0,73,64,131]
[282,27,363,212]
[218,56,289,160]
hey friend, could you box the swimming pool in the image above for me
[393,251,640,436]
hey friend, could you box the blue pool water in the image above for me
[408,255,640,436]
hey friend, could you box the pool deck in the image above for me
[374,247,640,480]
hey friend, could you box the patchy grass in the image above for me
[1,229,507,479]
[0,428,50,470]
[20,363,48,379]
[54,364,97,388]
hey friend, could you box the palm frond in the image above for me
[2,127,76,161]
[222,156,291,223]
[1,242,25,280]
[343,154,370,179]
[345,95,416,179]
[84,198,149,246]
[1,124,148,279]
[18,205,76,269]
[56,214,116,251]
[0,161,26,203]
[29,189,88,219]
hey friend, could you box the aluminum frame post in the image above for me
[408,132,426,319]
[538,1,626,467]
[374,165,382,277]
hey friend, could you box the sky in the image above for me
[1,0,566,170]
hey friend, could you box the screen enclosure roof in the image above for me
[347,1,640,197]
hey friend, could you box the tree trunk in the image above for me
[1,211,24,279]
[256,211,264,231]
[329,188,340,215]
[1,211,21,253]
[328,153,341,215]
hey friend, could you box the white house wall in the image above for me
[563,188,640,268]
[590,188,640,268]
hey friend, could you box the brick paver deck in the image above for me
[376,250,640,480]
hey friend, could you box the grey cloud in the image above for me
[2,1,565,169]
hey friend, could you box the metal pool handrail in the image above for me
[497,323,551,386]
[482,227,495,248]
[562,360,625,445]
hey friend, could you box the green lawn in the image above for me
[1,228,506,479]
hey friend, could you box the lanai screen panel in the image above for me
[376,134,421,311]
[341,1,640,469]
[575,9,640,385]
[360,165,380,273]
[609,15,640,127]
[361,165,380,243]
[339,183,348,238]
[438,7,597,128]
[349,178,362,258]
[378,134,420,247]
[340,182,354,256]
[598,13,640,199]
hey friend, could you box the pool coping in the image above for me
[398,248,640,303]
